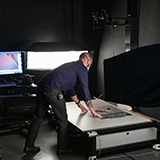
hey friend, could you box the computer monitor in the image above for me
[0,51,24,75]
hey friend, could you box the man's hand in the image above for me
[71,95,88,113]
[89,107,103,119]
[77,103,88,113]
[85,100,103,119]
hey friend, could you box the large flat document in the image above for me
[66,99,151,132]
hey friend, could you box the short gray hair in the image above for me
[79,52,91,60]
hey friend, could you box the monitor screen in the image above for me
[0,51,24,75]
[26,50,88,70]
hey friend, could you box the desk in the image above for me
[0,83,36,133]
[66,99,159,158]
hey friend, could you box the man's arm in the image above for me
[85,100,103,119]
[71,96,103,119]
[71,95,88,113]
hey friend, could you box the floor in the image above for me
[0,116,160,160]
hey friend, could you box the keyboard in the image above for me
[0,81,16,87]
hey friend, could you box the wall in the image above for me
[83,0,107,97]
[0,0,83,51]
[1,0,160,101]
[95,0,160,98]
[0,0,86,101]
[139,0,160,47]
[0,0,63,50]
[91,0,160,119]
[91,0,128,97]
[138,0,160,119]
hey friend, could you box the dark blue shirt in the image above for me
[38,60,91,101]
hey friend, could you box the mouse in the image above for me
[153,144,160,150]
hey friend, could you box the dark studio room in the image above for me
[1,0,160,160]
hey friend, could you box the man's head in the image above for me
[79,52,92,70]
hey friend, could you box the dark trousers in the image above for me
[25,85,68,150]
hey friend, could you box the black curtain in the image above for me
[104,44,160,107]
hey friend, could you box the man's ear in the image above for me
[86,58,90,64]
[83,59,88,67]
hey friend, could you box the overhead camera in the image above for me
[92,9,109,21]
[92,9,131,29]
[92,9,109,28]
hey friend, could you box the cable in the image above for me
[6,75,22,83]
[96,133,102,159]
[97,94,103,99]
[110,25,115,57]
[124,153,135,160]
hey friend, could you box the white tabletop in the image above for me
[66,99,151,132]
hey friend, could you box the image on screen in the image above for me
[0,51,23,75]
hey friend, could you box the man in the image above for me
[23,52,103,155]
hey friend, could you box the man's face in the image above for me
[87,58,92,70]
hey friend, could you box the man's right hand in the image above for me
[77,103,88,113]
